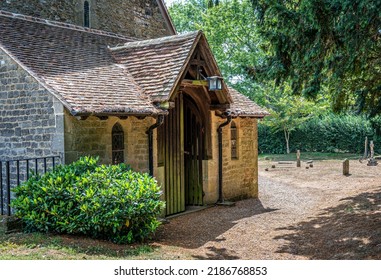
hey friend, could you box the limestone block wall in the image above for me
[0,48,65,161]
[203,115,259,204]
[0,0,172,39]
[223,117,259,199]
[64,113,154,173]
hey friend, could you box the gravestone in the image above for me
[367,140,378,166]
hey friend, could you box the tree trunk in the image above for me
[284,128,290,154]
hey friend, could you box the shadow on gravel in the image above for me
[192,246,241,260]
[274,188,381,259]
[154,198,278,257]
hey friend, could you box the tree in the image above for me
[169,0,333,155]
[169,0,267,103]
[263,85,329,153]
[167,0,206,32]
[249,0,381,116]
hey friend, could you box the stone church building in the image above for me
[0,0,267,216]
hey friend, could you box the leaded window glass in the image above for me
[231,121,238,159]
[112,123,124,164]
[84,1,90,27]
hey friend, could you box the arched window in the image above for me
[231,121,238,159]
[112,123,124,164]
[84,1,90,27]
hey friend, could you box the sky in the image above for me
[163,0,183,7]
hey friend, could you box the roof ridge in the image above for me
[0,9,136,41]
[109,31,201,51]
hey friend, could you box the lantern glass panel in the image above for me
[208,76,222,90]
[209,79,217,90]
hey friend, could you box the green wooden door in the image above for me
[184,95,204,206]
[162,96,185,216]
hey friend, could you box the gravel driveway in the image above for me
[153,160,381,259]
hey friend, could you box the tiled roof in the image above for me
[0,10,161,116]
[0,10,268,118]
[228,87,269,117]
[110,32,200,102]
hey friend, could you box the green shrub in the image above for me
[11,157,165,244]
[259,114,376,154]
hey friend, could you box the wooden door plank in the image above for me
[179,94,185,212]
[174,97,181,212]
[164,116,170,215]
[170,105,175,214]
[172,103,179,214]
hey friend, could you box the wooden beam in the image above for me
[190,60,206,67]
[210,103,230,111]
[187,67,198,80]
[201,86,212,104]
[181,79,208,87]
[214,89,228,103]
[190,50,206,67]
[97,116,108,120]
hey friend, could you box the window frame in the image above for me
[83,1,90,28]
[112,122,125,164]
[230,121,238,160]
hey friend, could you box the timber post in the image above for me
[296,150,301,167]
[343,159,349,176]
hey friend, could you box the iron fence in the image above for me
[0,156,61,216]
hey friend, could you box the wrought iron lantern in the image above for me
[207,76,223,91]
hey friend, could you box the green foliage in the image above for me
[263,85,330,153]
[168,0,337,134]
[259,114,376,154]
[11,157,165,244]
[169,0,267,104]
[168,0,206,32]
[250,0,381,116]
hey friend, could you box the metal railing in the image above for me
[0,156,61,216]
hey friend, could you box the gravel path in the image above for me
[154,160,381,260]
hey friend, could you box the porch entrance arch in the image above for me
[159,92,208,216]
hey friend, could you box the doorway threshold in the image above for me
[165,205,212,219]
[216,201,236,207]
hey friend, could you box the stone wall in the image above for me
[0,49,65,214]
[203,115,258,204]
[223,117,259,200]
[64,113,154,173]
[0,0,172,39]
[0,48,65,161]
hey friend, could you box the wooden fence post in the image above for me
[296,150,301,167]
[343,159,349,176]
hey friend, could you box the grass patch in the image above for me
[258,152,361,162]
[0,229,159,260]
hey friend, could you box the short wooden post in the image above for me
[343,159,349,176]
[296,150,301,167]
[370,140,374,158]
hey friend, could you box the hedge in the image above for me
[258,114,378,154]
